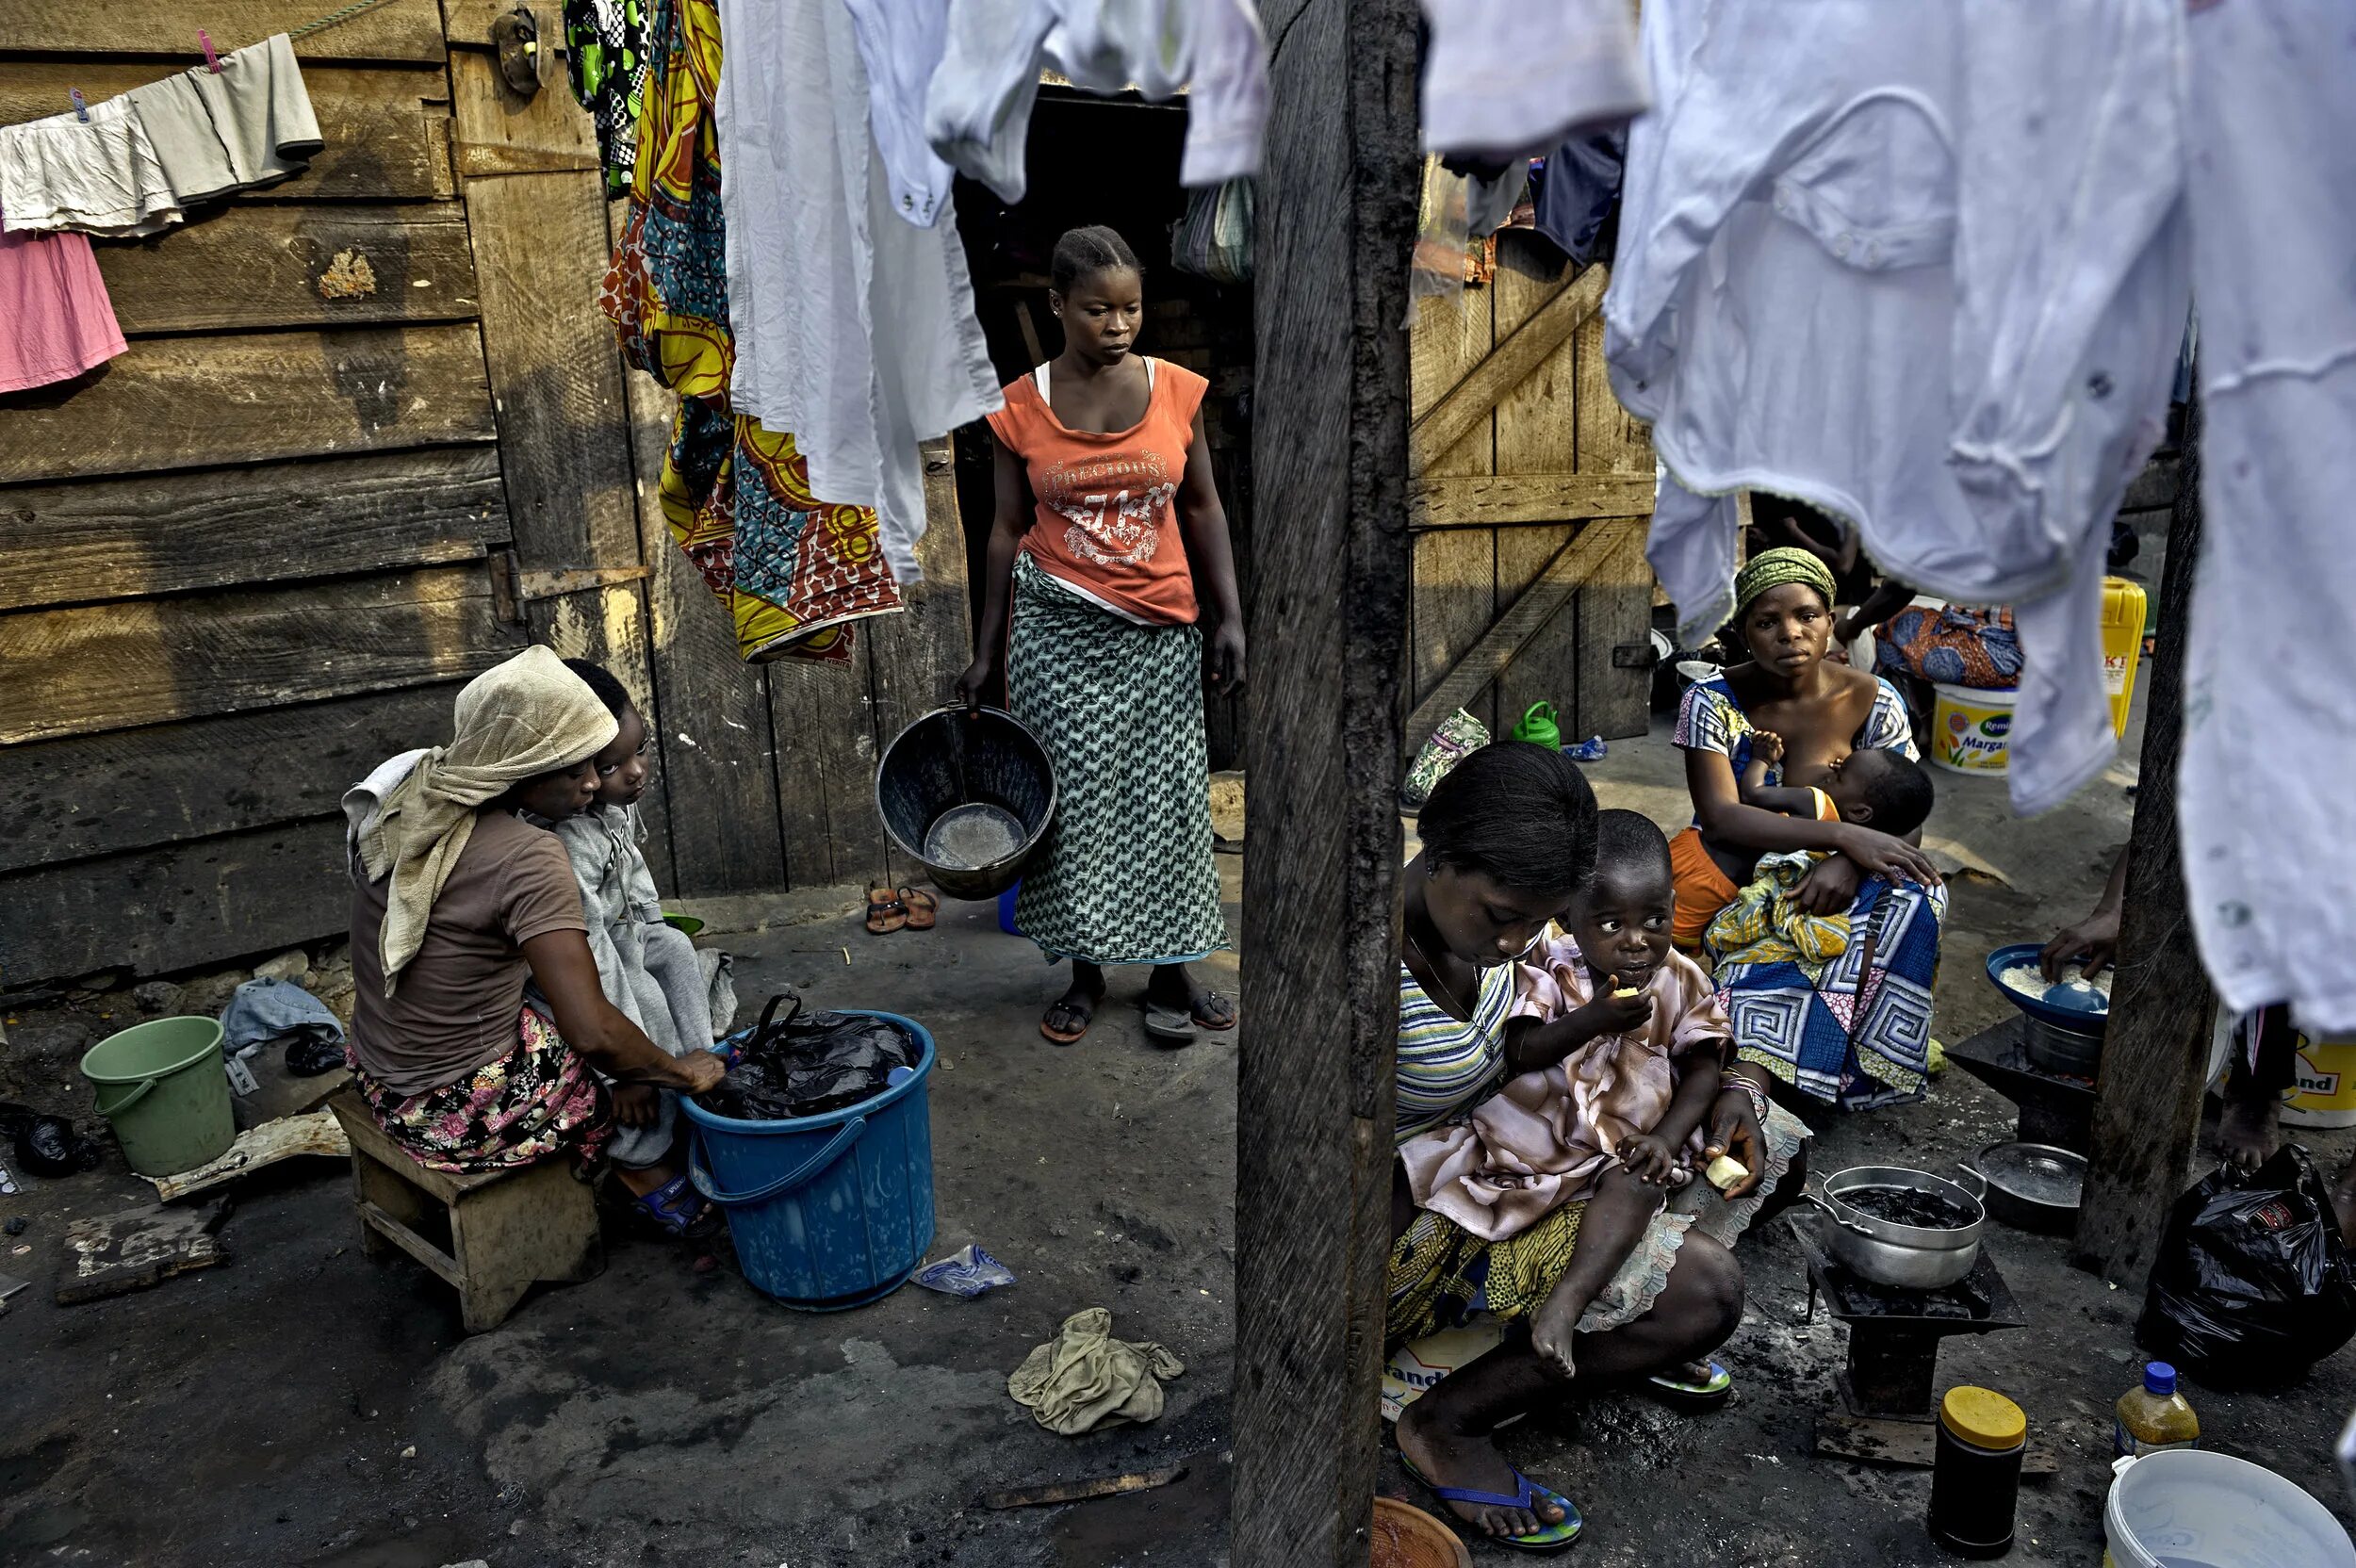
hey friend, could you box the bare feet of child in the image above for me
[2215,1088,2281,1173]
[1395,1399,1564,1541]
[1529,1283,1584,1382]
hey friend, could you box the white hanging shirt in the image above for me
[2176,0,2356,1031]
[925,0,1268,203]
[1608,0,2189,815]
[841,0,960,227]
[1418,0,1648,160]
[717,0,1002,582]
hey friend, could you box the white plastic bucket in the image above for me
[2102,1449,2356,1568]
[2282,1039,2356,1130]
[1930,682,2019,776]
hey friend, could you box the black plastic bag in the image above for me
[696,991,916,1122]
[0,1102,105,1178]
[2135,1144,2356,1388]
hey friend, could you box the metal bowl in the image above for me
[874,706,1056,902]
[1808,1164,1985,1290]
[1958,1141,2086,1235]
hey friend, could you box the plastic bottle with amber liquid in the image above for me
[2115,1361,2200,1459]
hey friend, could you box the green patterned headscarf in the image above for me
[1734,547,1839,615]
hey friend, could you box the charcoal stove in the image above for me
[1943,1017,2097,1153]
[1790,1213,2051,1471]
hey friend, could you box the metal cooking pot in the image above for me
[1805,1164,1985,1290]
[1958,1141,2086,1235]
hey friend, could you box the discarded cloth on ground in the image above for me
[1008,1307,1185,1435]
[220,975,347,1077]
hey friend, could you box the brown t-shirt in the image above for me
[349,808,587,1098]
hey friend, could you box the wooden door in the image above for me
[1405,233,1656,754]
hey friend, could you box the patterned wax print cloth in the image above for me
[1673,671,1918,793]
[564,0,648,197]
[599,0,897,662]
[348,1005,612,1175]
[1873,603,2022,691]
[1006,555,1228,966]
[1705,851,1947,1109]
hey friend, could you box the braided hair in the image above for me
[1050,224,1141,296]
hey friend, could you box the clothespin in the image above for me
[199,29,222,72]
[70,88,89,122]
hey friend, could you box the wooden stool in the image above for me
[327,1089,604,1332]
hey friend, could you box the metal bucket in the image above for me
[874,706,1055,902]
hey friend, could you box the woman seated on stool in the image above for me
[342,646,726,1217]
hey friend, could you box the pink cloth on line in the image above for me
[1397,936,1730,1242]
[0,219,127,393]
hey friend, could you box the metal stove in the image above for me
[1944,1017,2098,1153]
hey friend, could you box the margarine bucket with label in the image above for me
[1930,683,2019,776]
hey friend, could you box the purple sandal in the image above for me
[631,1173,715,1238]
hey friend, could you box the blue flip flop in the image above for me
[1397,1448,1582,1553]
[1644,1356,1732,1408]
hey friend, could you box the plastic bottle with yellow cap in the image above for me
[1928,1384,2027,1558]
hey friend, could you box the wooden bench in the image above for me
[327,1089,603,1332]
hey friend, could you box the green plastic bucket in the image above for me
[78,1017,237,1177]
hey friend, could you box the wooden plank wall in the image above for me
[1406,231,1656,746]
[0,0,971,989]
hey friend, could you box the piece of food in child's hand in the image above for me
[1613,985,1642,999]
[1706,1154,1749,1193]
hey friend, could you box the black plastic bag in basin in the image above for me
[2135,1144,2356,1388]
[696,991,917,1121]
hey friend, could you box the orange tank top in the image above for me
[984,357,1208,626]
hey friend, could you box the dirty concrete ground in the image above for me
[8,548,2356,1568]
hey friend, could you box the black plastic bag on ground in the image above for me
[0,1102,106,1178]
[696,991,917,1122]
[2135,1144,2356,1389]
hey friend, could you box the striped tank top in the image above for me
[1395,959,1514,1145]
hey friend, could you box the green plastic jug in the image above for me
[79,1017,237,1177]
[1511,701,1562,752]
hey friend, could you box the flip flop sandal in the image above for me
[1191,990,1238,1032]
[898,887,939,930]
[1142,1001,1198,1048]
[1397,1449,1581,1553]
[1039,994,1097,1045]
[631,1173,717,1239]
[1644,1357,1732,1408]
[865,886,908,935]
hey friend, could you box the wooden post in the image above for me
[1234,3,1419,1564]
[2074,399,2214,1283]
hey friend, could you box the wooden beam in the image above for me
[1409,263,1609,472]
[0,1,449,63]
[0,819,352,982]
[0,448,505,612]
[0,564,514,744]
[1400,517,1639,760]
[0,325,498,486]
[92,205,480,335]
[1236,0,1419,1562]
[2074,400,2215,1284]
[0,684,461,873]
[0,65,455,202]
[1411,472,1655,530]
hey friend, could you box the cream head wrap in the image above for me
[358,645,617,994]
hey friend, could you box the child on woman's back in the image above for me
[1398,810,1734,1380]
[552,660,734,1234]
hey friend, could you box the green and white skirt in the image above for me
[1007,555,1228,966]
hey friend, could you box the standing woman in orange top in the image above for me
[956,225,1243,1047]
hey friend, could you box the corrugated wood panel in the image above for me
[93,205,479,335]
[0,447,506,612]
[0,1,448,63]
[0,564,515,744]
[0,684,460,873]
[0,821,350,981]
[0,324,498,485]
[0,64,455,202]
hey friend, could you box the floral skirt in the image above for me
[351,1007,612,1175]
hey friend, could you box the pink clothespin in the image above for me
[199,30,222,72]
[70,87,89,122]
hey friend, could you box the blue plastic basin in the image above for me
[1984,943,2110,1030]
[681,1010,937,1312]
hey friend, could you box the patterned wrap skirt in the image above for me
[1386,1102,1809,1347]
[351,1007,612,1175]
[1006,555,1229,966]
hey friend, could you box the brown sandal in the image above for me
[865,885,908,935]
[899,887,938,930]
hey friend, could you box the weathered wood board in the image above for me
[57,1200,230,1305]
[0,448,506,612]
[0,565,514,744]
[0,325,498,485]
[450,48,602,176]
[148,1112,350,1203]
[0,683,463,872]
[91,205,480,335]
[0,2,448,63]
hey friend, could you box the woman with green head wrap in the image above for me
[1667,546,1948,1106]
